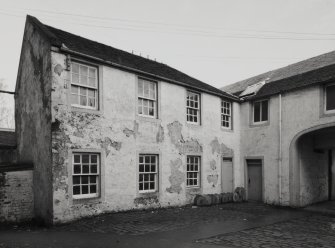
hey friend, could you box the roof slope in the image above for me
[222,50,335,96]
[27,15,236,100]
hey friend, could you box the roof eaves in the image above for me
[59,46,239,101]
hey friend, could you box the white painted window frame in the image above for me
[221,99,232,129]
[186,155,201,188]
[253,99,269,124]
[138,154,159,193]
[70,61,98,110]
[72,153,100,200]
[186,90,201,124]
[137,78,158,118]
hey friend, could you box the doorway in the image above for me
[221,157,233,193]
[246,159,263,202]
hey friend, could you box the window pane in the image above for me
[73,176,80,185]
[138,80,144,96]
[82,165,89,174]
[72,63,79,73]
[88,98,95,108]
[145,164,150,172]
[90,185,97,193]
[72,74,79,84]
[80,65,88,76]
[254,102,260,122]
[74,165,81,174]
[74,155,81,163]
[82,155,89,163]
[326,85,335,111]
[82,185,89,194]
[89,68,96,78]
[145,156,150,163]
[261,101,268,121]
[139,164,144,172]
[82,176,89,184]
[144,82,149,98]
[91,155,97,163]
[88,77,96,87]
[139,183,143,191]
[91,164,97,174]
[80,75,88,85]
[80,96,87,106]
[73,186,80,195]
[90,176,96,183]
[150,182,155,190]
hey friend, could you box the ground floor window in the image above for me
[139,154,158,192]
[72,153,99,199]
[187,156,200,187]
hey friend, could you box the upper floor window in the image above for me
[72,153,99,199]
[221,100,232,129]
[253,99,268,123]
[70,62,98,110]
[139,154,158,193]
[325,83,335,113]
[138,78,157,118]
[187,91,200,124]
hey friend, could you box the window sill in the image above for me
[71,105,103,115]
[138,191,159,197]
[249,121,270,128]
[220,126,233,132]
[320,110,335,118]
[186,122,201,129]
[72,195,101,205]
[186,187,201,194]
[136,115,161,124]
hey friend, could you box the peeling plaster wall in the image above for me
[240,85,335,207]
[15,20,52,223]
[51,52,240,222]
[298,134,328,205]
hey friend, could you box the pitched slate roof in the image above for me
[27,15,237,100]
[0,130,16,148]
[222,50,335,98]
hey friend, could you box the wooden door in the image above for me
[247,159,263,201]
[222,157,233,193]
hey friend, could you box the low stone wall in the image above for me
[0,169,34,222]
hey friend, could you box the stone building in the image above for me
[1,15,335,224]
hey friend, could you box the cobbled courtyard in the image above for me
[1,202,335,247]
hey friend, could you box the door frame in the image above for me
[221,156,234,193]
[244,156,264,202]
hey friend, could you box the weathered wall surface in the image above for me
[15,19,53,223]
[298,134,328,205]
[240,85,335,207]
[0,170,34,222]
[51,52,241,223]
[0,149,17,164]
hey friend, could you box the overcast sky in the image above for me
[1,0,335,91]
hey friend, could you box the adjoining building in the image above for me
[1,15,335,224]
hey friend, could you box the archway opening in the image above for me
[290,126,335,207]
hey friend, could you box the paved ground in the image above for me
[0,202,335,247]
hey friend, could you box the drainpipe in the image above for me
[278,93,282,204]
